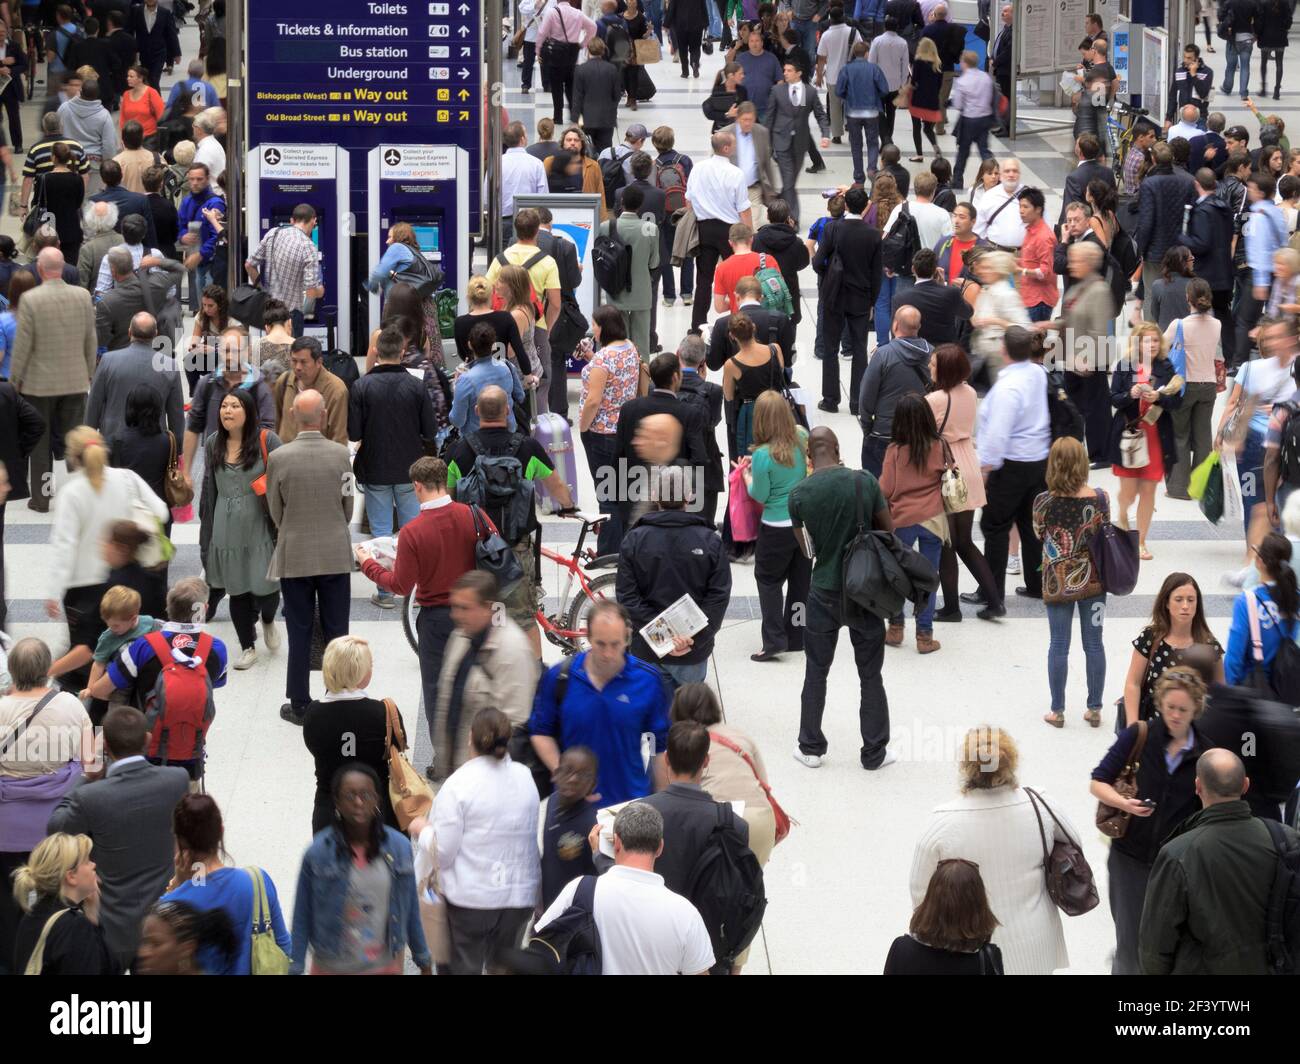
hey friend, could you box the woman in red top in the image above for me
[119,65,165,138]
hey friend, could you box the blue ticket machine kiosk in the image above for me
[366,145,470,337]
[246,144,351,343]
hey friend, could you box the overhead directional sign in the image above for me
[248,0,484,229]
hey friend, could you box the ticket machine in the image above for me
[246,143,351,344]
[366,145,470,333]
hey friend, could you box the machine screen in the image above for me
[412,225,440,254]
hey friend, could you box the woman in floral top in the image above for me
[1032,438,1110,729]
[578,305,644,556]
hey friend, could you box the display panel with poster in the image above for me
[1140,26,1167,124]
[1018,0,1056,74]
[1057,0,1089,70]
[1112,20,1130,97]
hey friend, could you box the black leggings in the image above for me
[939,510,1004,613]
[208,587,281,650]
[677,27,702,74]
[1202,17,1213,48]
[1260,49,1285,92]
[912,116,938,156]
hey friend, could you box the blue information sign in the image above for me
[248,1,483,230]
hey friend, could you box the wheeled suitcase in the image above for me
[531,388,578,514]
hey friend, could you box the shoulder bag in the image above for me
[230,229,279,329]
[470,503,524,595]
[22,174,49,238]
[23,908,68,975]
[165,431,194,507]
[709,731,795,844]
[1112,631,1161,733]
[245,867,291,975]
[937,395,968,512]
[0,689,59,761]
[1089,487,1139,596]
[383,697,434,830]
[1095,720,1149,838]
[1023,786,1100,917]
[248,430,272,512]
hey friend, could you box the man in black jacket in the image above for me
[536,207,583,418]
[884,0,924,51]
[705,276,796,372]
[130,0,181,88]
[571,38,621,155]
[67,17,122,110]
[752,198,811,324]
[1135,141,1196,321]
[674,334,724,529]
[892,248,971,345]
[988,2,1013,133]
[1052,200,1105,302]
[1058,133,1115,228]
[1166,43,1213,128]
[1178,168,1237,366]
[1188,113,1232,176]
[813,184,881,415]
[104,10,137,101]
[0,382,45,630]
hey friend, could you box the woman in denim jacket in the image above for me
[290,764,431,975]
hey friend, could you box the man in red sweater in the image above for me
[356,456,489,768]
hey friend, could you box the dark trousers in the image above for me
[880,90,899,143]
[1108,846,1151,976]
[845,114,880,182]
[821,308,870,410]
[1234,281,1263,367]
[521,41,537,91]
[223,590,280,650]
[754,523,810,653]
[280,573,350,707]
[939,509,1003,612]
[0,89,21,149]
[587,127,614,155]
[25,393,86,512]
[860,433,889,478]
[911,115,937,156]
[0,849,26,975]
[954,115,993,185]
[543,61,576,123]
[580,429,624,555]
[549,347,571,417]
[799,587,889,765]
[1065,370,1111,462]
[677,27,702,74]
[980,458,1047,600]
[692,218,733,331]
[660,223,695,299]
[416,603,455,754]
[444,901,534,975]
[1212,287,1236,368]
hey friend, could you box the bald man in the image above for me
[9,246,97,511]
[1139,749,1300,975]
[857,305,933,475]
[266,387,355,722]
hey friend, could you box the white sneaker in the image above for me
[793,748,824,768]
[233,647,257,670]
[262,620,281,651]
[1006,554,1022,575]
[867,749,899,771]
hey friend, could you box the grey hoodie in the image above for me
[58,96,119,159]
[858,335,933,438]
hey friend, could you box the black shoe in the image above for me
[806,164,827,174]
[832,136,842,144]
[280,702,307,726]
[750,649,782,662]
[933,608,963,623]
[977,604,1007,620]
[1090,459,1109,469]
[1275,88,1282,100]
[959,591,987,605]
[817,399,838,413]
[1014,586,1042,600]
[425,764,438,781]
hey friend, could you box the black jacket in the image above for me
[706,304,796,371]
[90,185,157,248]
[0,38,27,104]
[1178,192,1235,291]
[614,390,710,477]
[0,382,44,502]
[1059,159,1115,226]
[67,35,122,108]
[615,177,667,225]
[572,56,622,129]
[1053,230,1105,299]
[752,222,811,323]
[813,216,882,316]
[1219,0,1258,38]
[921,20,966,68]
[1255,0,1293,47]
[1107,356,1183,475]
[702,83,749,131]
[130,3,180,66]
[106,29,137,97]
[885,0,924,42]
[616,508,732,663]
[348,363,438,485]
[676,372,724,493]
[1188,131,1228,177]
[892,279,971,346]
[1135,164,1196,264]
[1166,62,1213,121]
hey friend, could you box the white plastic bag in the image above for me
[1220,446,1245,526]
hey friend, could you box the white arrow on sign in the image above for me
[457,25,469,36]
[458,67,470,78]
[458,3,469,12]
[461,46,471,55]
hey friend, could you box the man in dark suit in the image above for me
[988,2,1013,134]
[1135,141,1196,321]
[1179,168,1238,366]
[762,61,831,225]
[47,706,192,969]
[67,16,122,109]
[920,3,966,135]
[91,159,157,247]
[674,334,724,529]
[536,208,583,417]
[813,185,881,414]
[571,37,622,155]
[104,9,138,101]
[1188,113,1232,176]
[130,0,181,88]
[1058,132,1115,228]
[0,21,28,151]
[704,275,796,372]
[893,248,971,345]
[94,251,185,350]
[1052,200,1105,302]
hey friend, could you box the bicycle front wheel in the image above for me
[562,572,618,652]
[401,596,420,656]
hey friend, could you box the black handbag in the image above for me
[22,175,48,238]
[230,283,268,329]
[470,504,524,595]
[548,297,589,357]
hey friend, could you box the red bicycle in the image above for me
[401,513,617,656]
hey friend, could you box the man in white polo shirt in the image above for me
[973,157,1026,252]
[534,802,715,975]
[685,130,753,334]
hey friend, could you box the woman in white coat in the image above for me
[431,707,541,975]
[910,727,1080,975]
[969,251,1030,382]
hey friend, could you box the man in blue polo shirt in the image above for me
[528,600,671,806]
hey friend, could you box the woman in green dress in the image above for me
[199,388,283,671]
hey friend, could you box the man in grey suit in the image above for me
[95,249,186,352]
[571,37,622,155]
[86,312,185,444]
[268,389,354,724]
[47,706,191,970]
[762,63,831,226]
[721,104,778,230]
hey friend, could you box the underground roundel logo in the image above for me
[384,149,402,167]
[263,147,281,166]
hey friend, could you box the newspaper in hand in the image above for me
[639,593,710,658]
[357,536,399,571]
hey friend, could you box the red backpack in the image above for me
[143,632,216,766]
[654,156,689,220]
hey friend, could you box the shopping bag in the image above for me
[634,37,661,63]
[727,464,763,544]
[1188,450,1219,501]
[1198,456,1226,524]
[1220,447,1245,526]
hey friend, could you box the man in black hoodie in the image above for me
[751,197,811,324]
[1135,141,1196,321]
[857,304,932,474]
[1178,168,1237,367]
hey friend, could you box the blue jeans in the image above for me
[875,275,896,347]
[364,480,419,545]
[708,0,723,37]
[188,261,214,314]
[846,115,880,183]
[1046,594,1106,713]
[1222,38,1254,96]
[792,17,818,58]
[1027,302,1054,323]
[660,659,708,689]
[890,523,942,630]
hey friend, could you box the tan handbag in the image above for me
[896,80,913,109]
[1119,424,1149,469]
[383,698,433,830]
[165,431,194,507]
[1095,720,1149,839]
[634,37,662,64]
[418,867,451,967]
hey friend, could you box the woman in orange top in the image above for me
[119,65,165,139]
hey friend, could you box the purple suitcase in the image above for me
[531,390,578,514]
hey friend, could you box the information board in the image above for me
[247,1,484,231]
[1056,0,1088,70]
[1019,0,1055,74]
[1112,20,1129,97]
[1140,25,1167,126]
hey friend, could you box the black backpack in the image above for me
[881,203,920,276]
[527,874,603,974]
[1263,819,1300,974]
[685,803,767,973]
[1275,402,1300,487]
[323,350,359,390]
[592,221,633,296]
[453,432,535,547]
[599,147,629,209]
[1045,367,1085,442]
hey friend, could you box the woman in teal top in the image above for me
[743,391,810,663]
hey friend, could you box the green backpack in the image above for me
[247,867,290,975]
[755,254,794,317]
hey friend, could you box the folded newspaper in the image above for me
[640,593,709,658]
[357,536,399,571]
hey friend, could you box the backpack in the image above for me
[592,221,633,296]
[1263,819,1300,974]
[684,803,767,972]
[654,155,689,221]
[1046,367,1085,442]
[491,251,548,320]
[143,631,216,766]
[527,874,602,974]
[604,22,632,63]
[1277,402,1300,486]
[453,431,535,547]
[881,203,921,275]
[754,253,794,317]
[599,147,630,209]
[323,349,359,390]
[389,250,444,300]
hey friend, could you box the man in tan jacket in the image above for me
[8,248,97,511]
[272,337,350,444]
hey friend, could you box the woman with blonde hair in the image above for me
[46,428,168,697]
[453,274,527,367]
[1033,437,1110,728]
[970,250,1030,375]
[1108,321,1182,560]
[910,727,1080,974]
[12,833,116,974]
[741,390,808,662]
[907,37,944,163]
